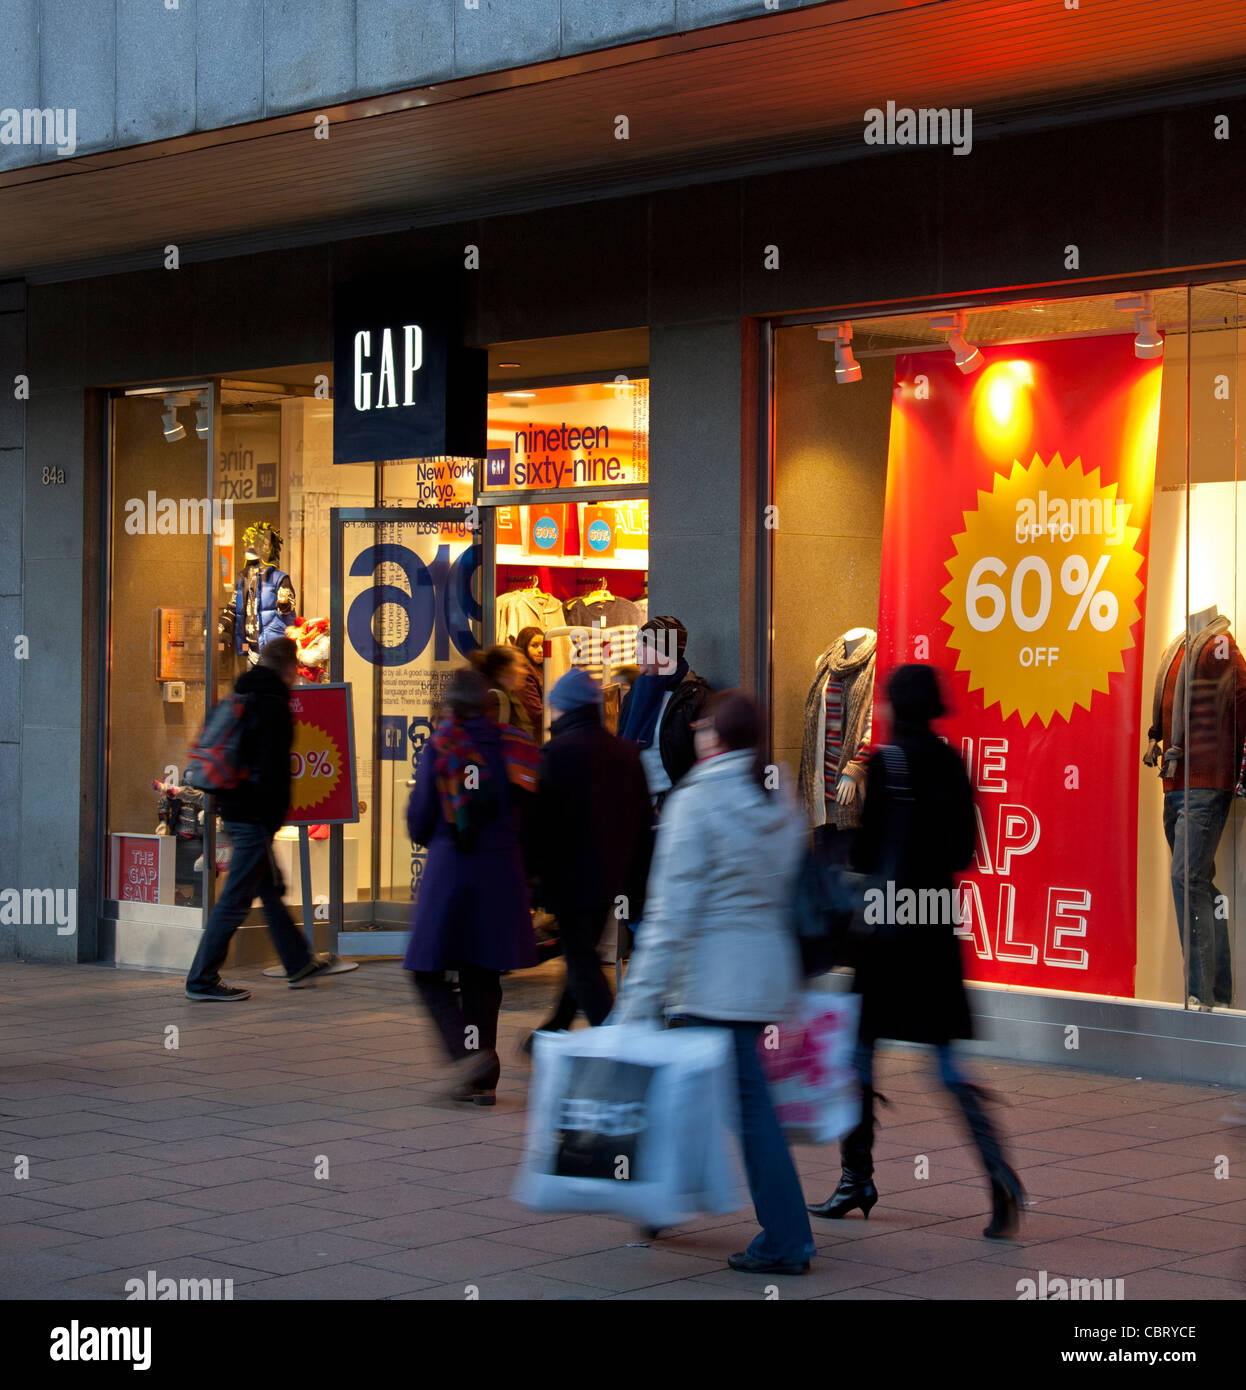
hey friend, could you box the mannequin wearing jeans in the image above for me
[1144,605,1245,1010]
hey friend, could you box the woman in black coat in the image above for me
[807,663,1024,1239]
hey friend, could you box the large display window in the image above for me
[481,379,650,736]
[768,284,1245,1015]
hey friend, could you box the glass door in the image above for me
[330,507,481,950]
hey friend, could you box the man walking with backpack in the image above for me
[185,637,331,1001]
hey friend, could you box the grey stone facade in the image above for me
[0,0,827,169]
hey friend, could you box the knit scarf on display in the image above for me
[798,632,877,824]
[1145,615,1231,776]
[618,657,689,748]
[432,717,494,840]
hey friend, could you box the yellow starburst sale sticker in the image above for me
[942,453,1146,726]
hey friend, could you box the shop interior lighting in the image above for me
[194,390,210,440]
[817,322,862,384]
[161,396,185,443]
[931,311,983,373]
[1115,292,1163,358]
[502,390,537,398]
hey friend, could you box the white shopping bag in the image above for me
[512,1023,746,1228]
[759,991,862,1145]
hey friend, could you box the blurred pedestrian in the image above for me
[527,669,652,1048]
[807,663,1024,1239]
[405,665,538,1106]
[184,637,336,1000]
[614,691,814,1275]
[474,643,541,739]
[617,616,711,817]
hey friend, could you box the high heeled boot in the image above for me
[807,1086,885,1219]
[950,1081,1024,1239]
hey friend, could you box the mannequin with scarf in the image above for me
[234,522,296,667]
[617,615,711,815]
[798,628,877,858]
[1143,604,1245,1010]
[404,665,538,1104]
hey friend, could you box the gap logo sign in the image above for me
[333,280,486,465]
[486,449,511,488]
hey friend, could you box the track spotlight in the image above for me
[931,312,983,373]
[161,396,185,443]
[1115,293,1163,359]
[195,392,210,440]
[817,322,862,384]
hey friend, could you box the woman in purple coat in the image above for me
[405,665,538,1105]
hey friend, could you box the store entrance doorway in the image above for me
[329,507,481,954]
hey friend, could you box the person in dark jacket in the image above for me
[405,665,538,1105]
[528,669,653,1043]
[617,615,711,816]
[807,663,1024,1239]
[184,638,330,1001]
[514,624,546,730]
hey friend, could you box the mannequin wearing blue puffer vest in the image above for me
[234,558,297,664]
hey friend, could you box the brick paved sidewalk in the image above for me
[0,959,1243,1301]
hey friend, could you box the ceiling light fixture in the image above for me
[497,361,521,368]
[195,391,210,440]
[1115,292,1163,359]
[162,396,185,443]
[931,311,983,373]
[502,390,536,398]
[817,322,862,384]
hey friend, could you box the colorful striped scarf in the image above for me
[432,716,495,839]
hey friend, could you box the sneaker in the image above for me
[287,955,335,989]
[185,981,251,1002]
[1187,995,1213,1013]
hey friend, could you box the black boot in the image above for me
[807,1087,885,1219]
[950,1081,1024,1239]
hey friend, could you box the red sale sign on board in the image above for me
[877,335,1162,997]
[287,682,359,825]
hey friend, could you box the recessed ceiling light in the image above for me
[497,361,521,368]
[503,391,536,398]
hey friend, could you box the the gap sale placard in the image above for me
[877,335,1162,997]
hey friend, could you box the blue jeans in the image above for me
[684,1017,816,1266]
[1163,789,1234,1006]
[185,822,312,991]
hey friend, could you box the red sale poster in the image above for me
[877,334,1163,997]
[287,682,359,825]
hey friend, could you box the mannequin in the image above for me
[233,522,296,667]
[798,627,878,856]
[1143,603,1243,1011]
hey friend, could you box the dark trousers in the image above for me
[684,1017,816,1266]
[185,821,311,991]
[412,965,503,1089]
[542,906,615,1030]
[1163,788,1235,1006]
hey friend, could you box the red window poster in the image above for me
[287,682,359,825]
[876,334,1162,998]
[111,834,172,904]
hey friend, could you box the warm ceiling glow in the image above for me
[973,360,1035,460]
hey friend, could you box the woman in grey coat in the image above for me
[613,691,814,1275]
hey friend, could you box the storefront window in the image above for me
[482,379,650,735]
[106,389,214,913]
[769,285,1243,1014]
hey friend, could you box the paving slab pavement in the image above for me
[0,959,1242,1301]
